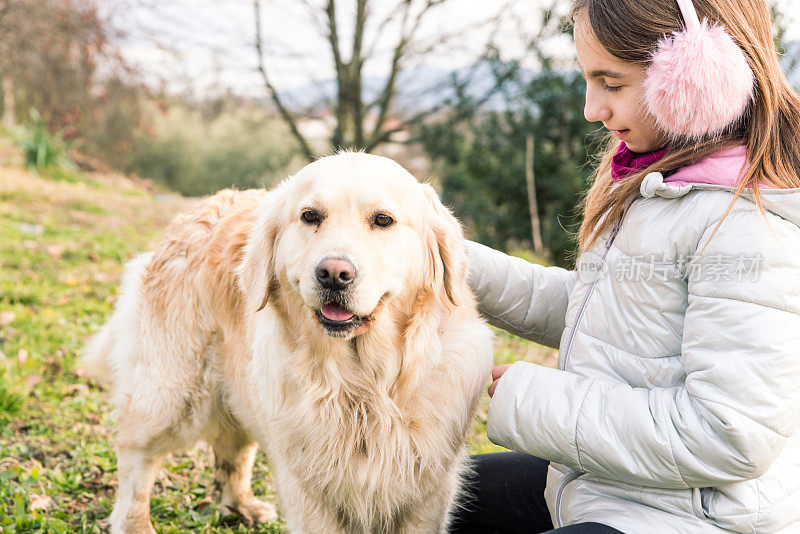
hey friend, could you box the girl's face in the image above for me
[574,12,667,153]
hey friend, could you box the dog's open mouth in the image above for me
[314,302,377,336]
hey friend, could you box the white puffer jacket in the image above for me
[466,161,800,533]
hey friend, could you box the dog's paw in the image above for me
[222,498,278,526]
[107,516,157,534]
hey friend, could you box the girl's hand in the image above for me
[488,363,513,398]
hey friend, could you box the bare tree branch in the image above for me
[244,0,547,155]
[364,0,510,149]
[362,0,408,61]
[366,0,436,148]
[253,0,316,161]
[297,0,329,33]
[325,0,347,148]
[365,54,518,152]
[522,1,564,67]
[351,0,367,146]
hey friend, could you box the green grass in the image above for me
[0,157,555,532]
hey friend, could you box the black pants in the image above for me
[450,452,623,534]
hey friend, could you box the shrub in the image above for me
[127,100,304,196]
[0,367,22,425]
[16,109,66,170]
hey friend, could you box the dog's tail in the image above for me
[80,252,153,385]
[81,315,115,384]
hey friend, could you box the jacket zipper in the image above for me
[554,470,585,528]
[559,215,624,372]
[554,206,629,528]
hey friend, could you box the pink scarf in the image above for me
[610,143,668,183]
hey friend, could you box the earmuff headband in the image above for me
[644,0,754,141]
[675,0,701,33]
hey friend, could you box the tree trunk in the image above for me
[525,134,544,257]
[2,74,15,129]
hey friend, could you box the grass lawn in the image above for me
[0,150,556,532]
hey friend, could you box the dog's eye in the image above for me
[373,213,394,228]
[301,210,322,225]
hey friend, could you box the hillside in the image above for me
[0,143,553,532]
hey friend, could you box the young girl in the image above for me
[451,0,800,533]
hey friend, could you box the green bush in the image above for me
[127,101,304,196]
[16,109,66,170]
[419,65,603,268]
[12,109,82,183]
[0,367,22,425]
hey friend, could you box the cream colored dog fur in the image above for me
[84,152,494,533]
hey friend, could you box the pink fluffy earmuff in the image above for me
[644,0,754,140]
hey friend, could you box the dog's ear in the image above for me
[420,184,467,308]
[236,190,284,314]
[393,184,467,401]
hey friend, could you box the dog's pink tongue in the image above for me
[321,304,354,321]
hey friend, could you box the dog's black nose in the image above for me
[315,257,356,290]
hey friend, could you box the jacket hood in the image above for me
[640,145,800,228]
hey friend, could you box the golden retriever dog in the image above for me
[84,152,493,533]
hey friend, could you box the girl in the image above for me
[451,0,800,532]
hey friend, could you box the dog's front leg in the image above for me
[270,464,347,534]
[210,425,276,525]
[393,495,452,534]
[395,462,465,534]
[108,446,165,534]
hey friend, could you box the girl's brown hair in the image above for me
[572,0,800,253]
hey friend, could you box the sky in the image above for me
[102,0,800,98]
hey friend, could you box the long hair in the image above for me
[572,0,800,253]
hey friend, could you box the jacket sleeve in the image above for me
[487,210,800,488]
[465,240,577,349]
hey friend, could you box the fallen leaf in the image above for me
[24,374,41,394]
[17,348,28,366]
[0,311,15,326]
[45,244,64,259]
[42,356,62,375]
[195,496,213,511]
[29,493,55,512]
[66,383,89,398]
